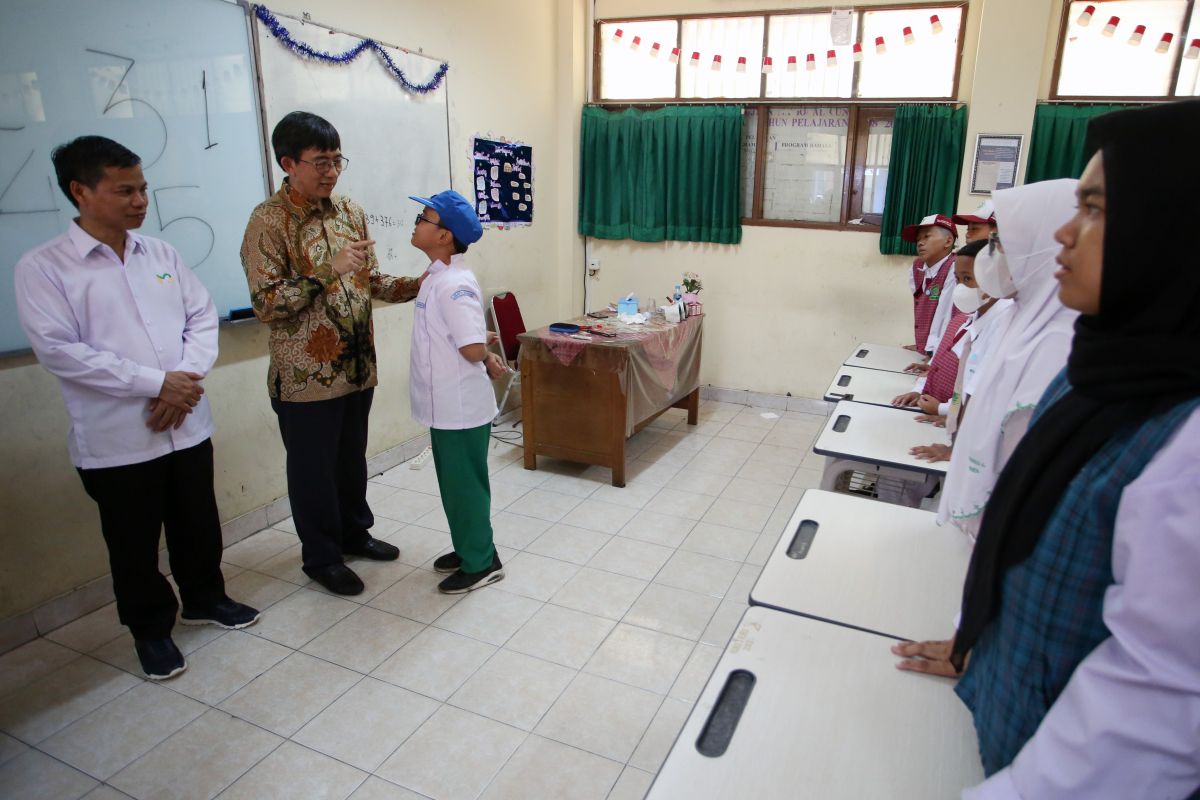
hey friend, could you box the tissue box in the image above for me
[617,299,639,316]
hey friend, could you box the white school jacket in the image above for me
[409,255,497,430]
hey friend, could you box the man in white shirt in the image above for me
[14,136,258,681]
[407,191,507,593]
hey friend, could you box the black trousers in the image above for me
[271,388,374,569]
[77,439,227,640]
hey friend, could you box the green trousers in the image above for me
[430,424,495,573]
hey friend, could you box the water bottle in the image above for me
[673,285,686,319]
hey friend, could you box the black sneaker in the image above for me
[134,637,186,680]
[437,553,504,594]
[432,552,462,574]
[181,598,261,629]
[343,536,400,561]
[303,563,365,596]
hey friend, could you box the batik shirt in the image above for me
[240,181,419,402]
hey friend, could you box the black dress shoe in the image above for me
[303,563,365,595]
[344,536,400,562]
[181,598,261,629]
[134,637,186,680]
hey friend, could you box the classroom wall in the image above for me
[0,0,586,623]
[588,0,1059,398]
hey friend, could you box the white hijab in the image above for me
[938,179,1080,538]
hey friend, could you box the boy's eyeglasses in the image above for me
[415,213,448,229]
[298,156,349,173]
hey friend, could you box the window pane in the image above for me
[765,13,856,99]
[761,107,849,223]
[857,7,963,98]
[1174,4,1200,95]
[862,117,893,217]
[742,108,759,217]
[1058,1,1188,96]
[599,20,679,100]
[680,16,765,98]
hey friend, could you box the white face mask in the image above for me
[974,247,1017,299]
[953,283,986,314]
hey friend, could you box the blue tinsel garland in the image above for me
[254,5,448,94]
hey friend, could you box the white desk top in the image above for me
[813,400,951,476]
[647,606,984,800]
[843,342,922,373]
[824,365,919,407]
[750,490,971,641]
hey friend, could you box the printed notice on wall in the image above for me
[970,134,1023,195]
[472,136,533,228]
[760,107,849,223]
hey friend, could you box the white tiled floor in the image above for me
[0,401,828,800]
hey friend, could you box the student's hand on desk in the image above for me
[892,391,920,407]
[484,352,507,380]
[332,239,376,275]
[910,443,951,462]
[158,371,204,412]
[891,638,964,678]
[914,414,947,427]
[916,394,941,414]
[146,399,189,432]
[904,362,929,374]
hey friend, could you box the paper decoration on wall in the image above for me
[472,136,533,228]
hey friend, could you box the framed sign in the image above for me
[969,134,1023,195]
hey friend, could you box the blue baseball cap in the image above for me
[408,190,483,245]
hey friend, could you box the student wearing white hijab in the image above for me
[936,179,1080,539]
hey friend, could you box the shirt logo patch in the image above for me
[155,272,174,284]
[415,300,427,309]
[451,289,477,301]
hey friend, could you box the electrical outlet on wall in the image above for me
[587,258,601,278]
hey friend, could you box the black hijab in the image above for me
[952,100,1200,669]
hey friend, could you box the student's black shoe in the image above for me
[433,552,462,574]
[343,536,400,561]
[437,553,504,594]
[180,598,261,630]
[134,637,187,681]
[304,563,365,596]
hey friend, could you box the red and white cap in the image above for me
[931,14,944,34]
[762,55,774,73]
[669,47,681,64]
[903,26,915,45]
[952,200,996,227]
[711,54,722,70]
[1156,33,1174,53]
[875,36,887,54]
[689,51,700,67]
[853,43,864,61]
[650,42,661,57]
[630,35,641,50]
[787,55,799,71]
[1102,16,1119,36]
[1128,25,1145,46]
[826,49,838,67]
[736,56,747,72]
[1186,38,1200,59]
[611,28,624,44]
[1077,4,1095,26]
[806,53,816,71]
[901,213,956,243]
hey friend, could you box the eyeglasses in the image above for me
[298,156,349,173]
[414,213,447,229]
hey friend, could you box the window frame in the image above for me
[1049,0,1198,101]
[592,2,970,104]
[742,103,899,232]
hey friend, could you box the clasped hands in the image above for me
[147,370,205,432]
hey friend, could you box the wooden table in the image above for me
[647,606,984,799]
[518,314,703,487]
[750,490,971,641]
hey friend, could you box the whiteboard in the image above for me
[0,0,269,353]
[253,12,452,277]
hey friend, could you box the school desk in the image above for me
[518,314,703,487]
[646,606,984,799]
[823,365,920,407]
[812,400,950,500]
[749,490,971,641]
[842,342,923,373]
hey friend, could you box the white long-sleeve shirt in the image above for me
[908,254,958,354]
[14,222,218,468]
[963,406,1200,799]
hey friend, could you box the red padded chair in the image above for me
[489,292,526,416]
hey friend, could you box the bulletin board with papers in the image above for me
[760,107,849,223]
[472,137,533,227]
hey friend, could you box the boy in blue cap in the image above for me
[408,191,508,592]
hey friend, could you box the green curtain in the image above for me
[1025,103,1136,183]
[879,104,968,256]
[579,105,743,244]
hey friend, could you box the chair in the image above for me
[490,292,527,419]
